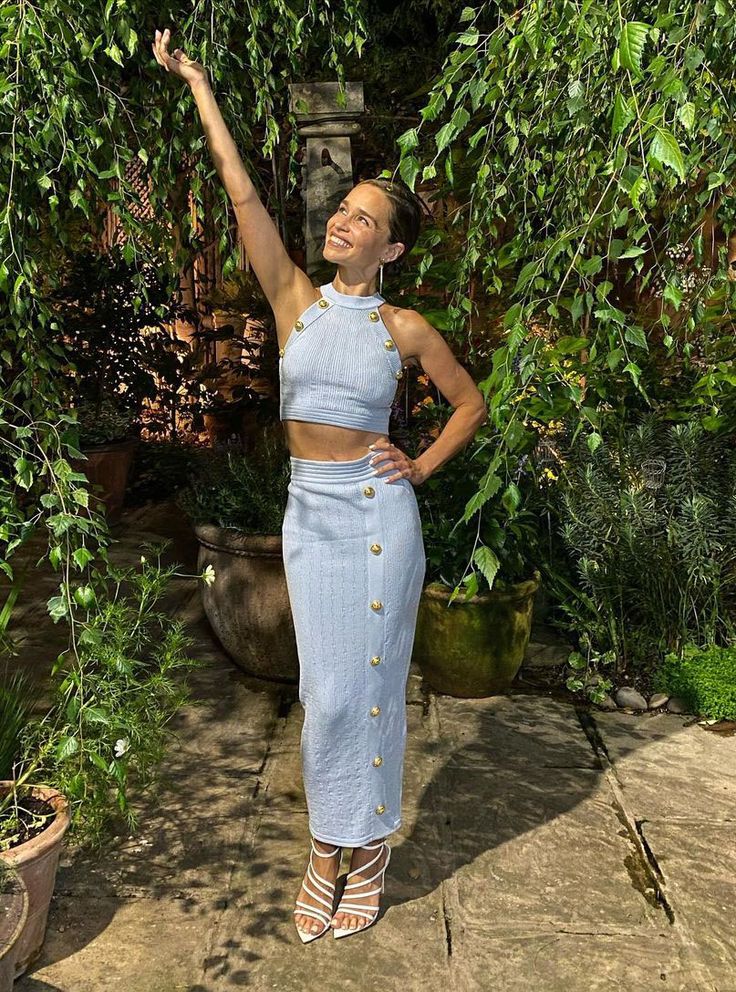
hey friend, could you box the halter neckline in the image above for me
[320,281,385,309]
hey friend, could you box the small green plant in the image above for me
[564,634,615,705]
[71,397,138,448]
[176,432,290,534]
[653,643,736,721]
[1,543,213,852]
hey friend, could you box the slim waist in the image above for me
[289,450,377,483]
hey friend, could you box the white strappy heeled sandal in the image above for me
[331,840,391,939]
[293,838,342,943]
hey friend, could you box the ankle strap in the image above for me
[311,838,341,857]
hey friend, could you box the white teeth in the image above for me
[329,235,351,248]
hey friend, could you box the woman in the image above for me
[152,28,487,942]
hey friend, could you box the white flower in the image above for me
[202,564,216,586]
[114,738,130,758]
[140,555,147,564]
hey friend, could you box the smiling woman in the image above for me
[151,24,486,944]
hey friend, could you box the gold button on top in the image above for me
[372,755,383,766]
[370,656,382,666]
[370,600,383,611]
[375,804,386,815]
[394,369,404,379]
[370,706,381,716]
[368,310,380,321]
[384,339,395,350]
[370,543,382,555]
[279,347,285,357]
[318,299,330,308]
[363,485,375,498]
[294,319,304,330]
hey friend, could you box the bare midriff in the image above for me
[282,420,388,461]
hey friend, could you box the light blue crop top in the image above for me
[278,280,405,433]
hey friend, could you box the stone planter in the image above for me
[0,871,28,992]
[195,523,298,683]
[0,783,71,979]
[71,435,139,524]
[413,572,541,697]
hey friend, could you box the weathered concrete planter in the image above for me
[71,435,139,524]
[195,523,298,683]
[0,783,71,979]
[0,871,28,992]
[413,572,541,697]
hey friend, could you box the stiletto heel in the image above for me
[294,838,342,943]
[332,840,391,938]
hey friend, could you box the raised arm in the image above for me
[151,27,309,311]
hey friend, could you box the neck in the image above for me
[332,269,380,298]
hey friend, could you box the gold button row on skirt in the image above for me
[365,474,388,815]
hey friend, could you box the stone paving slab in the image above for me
[639,821,736,988]
[447,927,695,992]
[433,694,601,770]
[439,765,660,931]
[593,710,736,820]
[17,895,206,992]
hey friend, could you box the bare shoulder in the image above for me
[380,304,440,368]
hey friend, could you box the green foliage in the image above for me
[126,438,206,506]
[0,670,38,781]
[176,432,291,534]
[395,0,736,594]
[3,546,208,851]
[0,1,368,797]
[46,246,190,444]
[545,415,736,674]
[654,643,736,721]
[416,430,539,594]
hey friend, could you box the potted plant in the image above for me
[68,397,140,524]
[0,549,209,978]
[0,861,29,991]
[176,431,298,683]
[412,431,541,697]
[0,669,71,980]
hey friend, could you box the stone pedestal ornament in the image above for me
[288,82,364,276]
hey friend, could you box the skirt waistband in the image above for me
[289,450,377,483]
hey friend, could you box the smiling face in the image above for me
[322,184,405,272]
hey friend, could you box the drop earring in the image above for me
[378,258,385,295]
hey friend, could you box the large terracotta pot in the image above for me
[0,783,71,978]
[413,571,541,697]
[71,435,139,524]
[0,871,28,991]
[195,524,298,683]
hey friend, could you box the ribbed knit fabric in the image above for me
[279,281,404,433]
[282,451,426,846]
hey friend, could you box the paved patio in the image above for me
[8,502,736,992]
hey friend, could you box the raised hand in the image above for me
[151,27,209,89]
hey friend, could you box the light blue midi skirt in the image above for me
[281,450,426,846]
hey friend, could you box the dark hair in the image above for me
[356,177,431,277]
